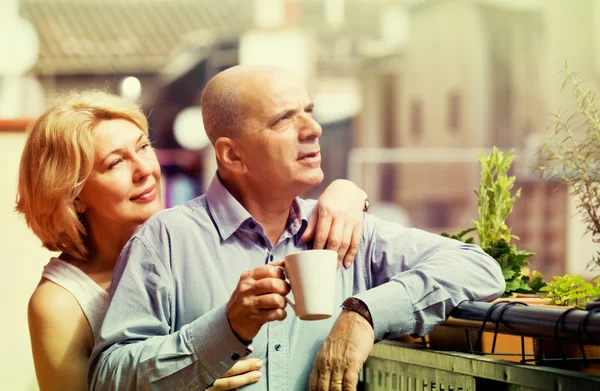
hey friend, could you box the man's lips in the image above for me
[298,151,320,160]
[131,184,156,201]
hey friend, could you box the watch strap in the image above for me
[342,297,373,328]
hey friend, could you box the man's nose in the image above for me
[299,115,322,140]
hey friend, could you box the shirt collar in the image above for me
[206,174,310,241]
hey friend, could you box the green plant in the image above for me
[442,148,540,297]
[537,62,600,270]
[539,274,600,308]
[485,239,536,295]
[475,147,521,249]
[440,227,475,243]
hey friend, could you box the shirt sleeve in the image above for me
[88,236,250,391]
[354,214,505,341]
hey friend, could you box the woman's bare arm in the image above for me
[28,280,93,391]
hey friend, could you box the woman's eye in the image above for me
[140,143,150,151]
[108,159,122,170]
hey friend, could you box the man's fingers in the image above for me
[246,264,285,281]
[328,368,345,391]
[253,293,288,310]
[313,211,333,250]
[316,369,332,391]
[342,368,360,391]
[209,370,262,390]
[221,358,262,377]
[301,207,319,242]
[250,277,290,296]
[324,217,344,254]
[343,223,362,269]
[335,223,354,269]
[309,365,320,391]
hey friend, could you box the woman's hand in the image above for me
[206,358,263,390]
[301,180,367,269]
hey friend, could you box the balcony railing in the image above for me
[361,301,600,390]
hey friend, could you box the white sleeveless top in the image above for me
[41,257,109,338]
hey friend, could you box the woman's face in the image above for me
[77,119,162,228]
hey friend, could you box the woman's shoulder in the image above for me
[28,278,86,327]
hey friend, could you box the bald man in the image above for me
[89,65,504,391]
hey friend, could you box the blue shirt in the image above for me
[89,176,504,390]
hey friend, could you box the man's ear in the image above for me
[74,197,87,213]
[214,137,248,174]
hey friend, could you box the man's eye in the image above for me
[277,114,291,123]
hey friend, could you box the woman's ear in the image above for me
[74,197,87,213]
[214,137,248,174]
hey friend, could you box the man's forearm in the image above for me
[89,305,250,390]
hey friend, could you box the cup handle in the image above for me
[276,266,296,314]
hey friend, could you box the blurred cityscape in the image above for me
[4,1,600,389]
[3,0,600,279]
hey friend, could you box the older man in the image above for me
[89,65,504,391]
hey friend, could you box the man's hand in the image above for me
[206,358,263,390]
[302,179,366,269]
[226,265,290,341]
[309,310,375,391]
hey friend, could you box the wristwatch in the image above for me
[342,297,373,328]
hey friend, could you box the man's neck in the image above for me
[219,172,297,246]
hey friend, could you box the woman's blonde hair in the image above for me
[15,90,149,261]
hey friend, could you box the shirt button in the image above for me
[274,343,281,351]
[231,353,240,360]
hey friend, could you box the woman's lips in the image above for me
[131,185,157,202]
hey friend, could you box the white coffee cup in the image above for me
[282,249,338,320]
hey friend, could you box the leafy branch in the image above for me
[537,62,600,270]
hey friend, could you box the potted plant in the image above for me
[441,147,545,299]
[429,148,547,359]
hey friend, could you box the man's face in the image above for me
[237,71,324,194]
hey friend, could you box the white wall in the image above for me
[0,131,56,391]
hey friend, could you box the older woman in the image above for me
[16,90,367,391]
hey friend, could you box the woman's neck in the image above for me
[83,222,139,273]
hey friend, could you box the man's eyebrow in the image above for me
[269,102,315,126]
[269,107,297,126]
[99,133,146,164]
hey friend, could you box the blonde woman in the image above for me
[16,90,367,391]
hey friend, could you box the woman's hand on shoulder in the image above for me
[301,179,367,269]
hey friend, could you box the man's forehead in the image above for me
[243,74,310,112]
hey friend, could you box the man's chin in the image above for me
[307,169,324,186]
